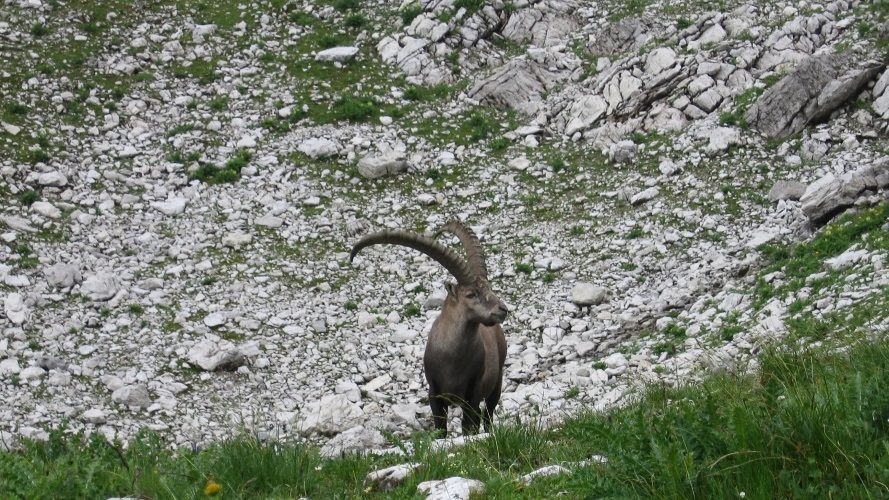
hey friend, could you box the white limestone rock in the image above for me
[357,151,408,179]
[186,339,247,371]
[31,201,62,219]
[297,137,340,159]
[112,385,151,409]
[150,198,189,216]
[295,394,366,436]
[0,358,22,376]
[4,293,27,325]
[364,463,422,492]
[81,408,107,424]
[319,425,388,458]
[571,283,607,306]
[80,274,121,301]
[417,477,485,500]
[315,46,359,62]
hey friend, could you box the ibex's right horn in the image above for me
[350,229,474,285]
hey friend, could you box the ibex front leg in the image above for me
[429,389,450,438]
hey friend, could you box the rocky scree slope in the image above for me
[0,0,888,453]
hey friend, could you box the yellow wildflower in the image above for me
[204,478,221,495]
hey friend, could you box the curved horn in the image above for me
[437,220,488,281]
[350,229,474,285]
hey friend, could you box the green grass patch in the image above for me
[188,150,252,184]
[753,202,889,307]
[330,94,378,122]
[6,337,888,497]
[165,124,195,138]
[555,339,889,497]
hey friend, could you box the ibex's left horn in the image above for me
[436,220,488,281]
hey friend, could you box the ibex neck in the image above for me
[434,308,483,350]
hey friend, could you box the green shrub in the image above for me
[30,22,50,38]
[19,190,39,206]
[344,13,366,28]
[318,34,342,49]
[289,9,314,24]
[333,0,360,10]
[401,5,424,25]
[208,97,229,111]
[29,149,51,164]
[5,102,29,116]
[331,94,378,122]
[490,136,510,152]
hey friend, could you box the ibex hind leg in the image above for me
[461,403,483,435]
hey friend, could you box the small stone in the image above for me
[150,198,188,216]
[37,171,68,187]
[19,366,46,381]
[520,465,571,486]
[4,292,27,325]
[81,409,107,424]
[111,385,151,409]
[417,477,485,500]
[364,463,422,492]
[204,313,226,328]
[631,187,659,205]
[31,201,62,219]
[768,180,807,202]
[571,283,607,306]
[315,46,360,62]
[119,146,140,158]
[222,232,252,248]
[357,151,408,179]
[3,123,21,135]
[0,358,22,376]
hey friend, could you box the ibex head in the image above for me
[350,220,507,326]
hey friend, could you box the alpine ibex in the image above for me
[350,220,507,437]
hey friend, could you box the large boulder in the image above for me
[593,17,655,55]
[745,54,883,137]
[500,7,580,47]
[466,59,559,116]
[800,172,867,224]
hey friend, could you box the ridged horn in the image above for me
[350,229,474,285]
[437,220,488,281]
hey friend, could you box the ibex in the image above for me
[350,220,507,437]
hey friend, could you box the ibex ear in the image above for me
[445,282,458,297]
